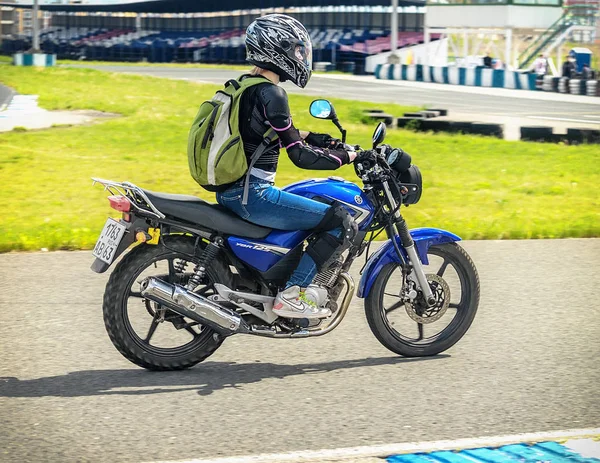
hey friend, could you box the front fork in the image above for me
[382,181,436,306]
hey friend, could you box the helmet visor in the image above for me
[295,41,313,71]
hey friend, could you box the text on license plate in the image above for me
[93,218,126,264]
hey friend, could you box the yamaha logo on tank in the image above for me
[354,195,363,205]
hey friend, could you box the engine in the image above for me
[312,257,344,289]
[304,257,346,317]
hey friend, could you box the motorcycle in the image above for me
[91,99,480,371]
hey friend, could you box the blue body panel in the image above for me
[283,177,375,230]
[228,230,308,272]
[230,178,375,271]
[357,227,461,298]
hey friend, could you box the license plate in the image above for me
[93,218,127,264]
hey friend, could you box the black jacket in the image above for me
[239,76,350,174]
[562,61,575,78]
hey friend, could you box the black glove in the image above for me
[305,132,342,149]
[355,149,377,165]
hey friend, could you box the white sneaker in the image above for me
[273,285,331,319]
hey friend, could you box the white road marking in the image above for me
[528,115,600,125]
[583,115,600,118]
[148,428,600,463]
[564,438,600,459]
[1,95,44,114]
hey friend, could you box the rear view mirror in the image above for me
[372,122,387,148]
[309,99,337,120]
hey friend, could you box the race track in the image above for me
[0,83,16,109]
[79,66,600,124]
[1,239,599,462]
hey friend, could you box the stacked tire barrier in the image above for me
[366,109,504,139]
[375,64,537,91]
[521,126,600,144]
[364,108,599,144]
[561,77,599,96]
[568,79,588,95]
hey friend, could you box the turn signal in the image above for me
[136,231,148,243]
[108,195,131,212]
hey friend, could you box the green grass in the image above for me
[0,66,598,252]
[58,59,251,71]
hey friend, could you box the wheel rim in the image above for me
[379,246,471,346]
[121,252,216,356]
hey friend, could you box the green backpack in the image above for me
[187,76,278,203]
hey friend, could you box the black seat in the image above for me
[142,189,272,239]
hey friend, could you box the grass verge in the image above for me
[0,66,598,252]
[58,59,251,71]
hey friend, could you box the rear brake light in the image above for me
[108,195,131,212]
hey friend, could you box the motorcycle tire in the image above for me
[102,235,232,371]
[365,242,479,357]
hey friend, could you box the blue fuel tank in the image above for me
[228,177,374,272]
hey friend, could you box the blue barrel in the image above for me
[340,61,356,74]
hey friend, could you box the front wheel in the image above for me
[365,242,479,357]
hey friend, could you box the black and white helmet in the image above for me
[245,14,313,88]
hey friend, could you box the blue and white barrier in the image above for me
[387,438,600,462]
[13,53,56,67]
[376,64,537,91]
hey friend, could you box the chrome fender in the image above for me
[356,227,461,298]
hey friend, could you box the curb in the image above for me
[147,429,600,463]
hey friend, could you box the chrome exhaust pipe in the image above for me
[140,277,247,336]
[306,272,354,337]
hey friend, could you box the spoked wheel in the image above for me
[365,242,480,357]
[103,236,231,370]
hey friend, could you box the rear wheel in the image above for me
[102,236,231,370]
[365,242,479,357]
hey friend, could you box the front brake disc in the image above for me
[405,274,450,324]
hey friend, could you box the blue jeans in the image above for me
[217,176,341,288]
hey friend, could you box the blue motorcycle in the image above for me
[91,99,479,370]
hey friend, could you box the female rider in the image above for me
[216,14,358,320]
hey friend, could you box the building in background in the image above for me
[0,0,16,39]
[13,6,51,34]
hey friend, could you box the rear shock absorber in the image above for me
[185,240,221,291]
[173,259,188,273]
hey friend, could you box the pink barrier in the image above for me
[339,33,441,54]
[73,29,133,46]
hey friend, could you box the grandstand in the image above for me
[0,0,429,73]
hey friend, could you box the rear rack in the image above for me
[92,177,165,219]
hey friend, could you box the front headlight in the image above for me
[398,165,422,205]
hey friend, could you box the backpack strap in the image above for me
[225,79,241,91]
[242,127,279,205]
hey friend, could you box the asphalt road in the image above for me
[80,66,600,123]
[1,239,599,462]
[0,83,15,109]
